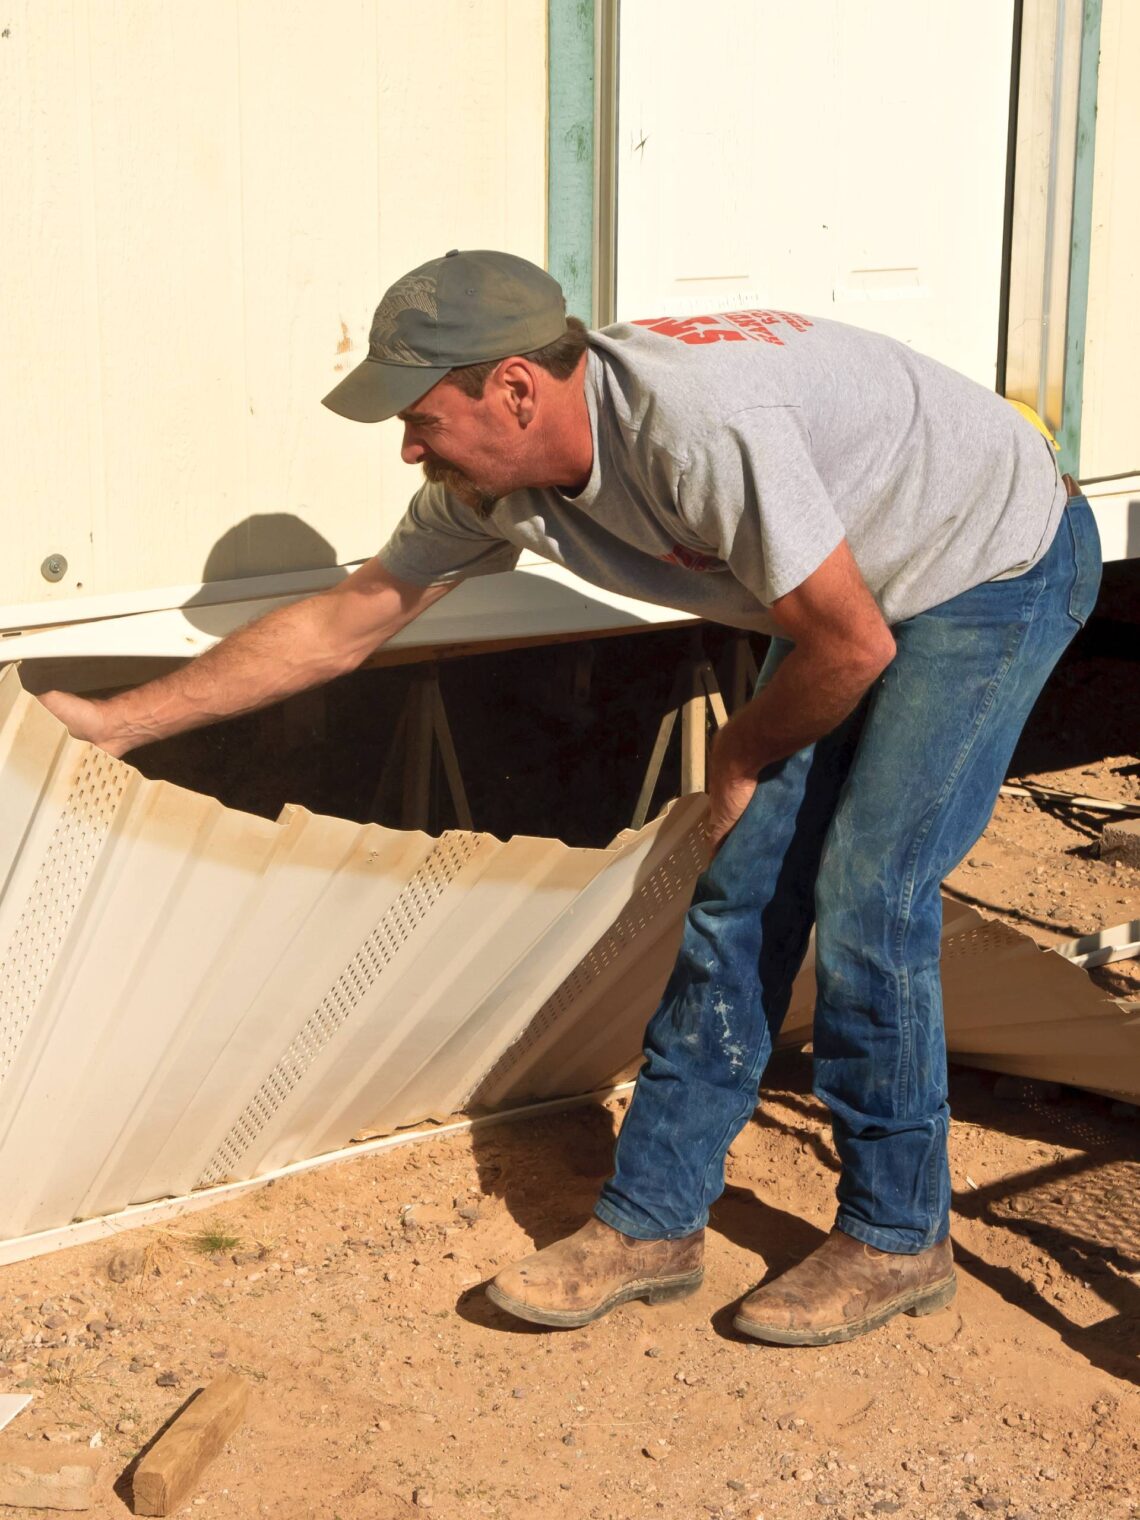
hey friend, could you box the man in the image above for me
[41,249,1101,1346]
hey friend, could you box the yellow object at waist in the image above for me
[1006,399,1059,451]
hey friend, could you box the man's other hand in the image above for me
[705,720,758,853]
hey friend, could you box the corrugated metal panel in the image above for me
[2,665,1135,1258]
[0,665,706,1243]
[780,901,1140,1104]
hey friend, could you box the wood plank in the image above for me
[632,706,678,829]
[132,1373,250,1517]
[680,661,707,795]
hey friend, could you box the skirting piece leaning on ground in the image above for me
[0,664,1135,1257]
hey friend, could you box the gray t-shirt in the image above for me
[377,310,1067,631]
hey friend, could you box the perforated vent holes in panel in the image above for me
[941,922,1025,961]
[0,751,128,1089]
[197,832,480,1186]
[468,829,705,1099]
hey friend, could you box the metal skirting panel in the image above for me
[780,901,1140,1104]
[1,664,1136,1254]
[0,665,706,1243]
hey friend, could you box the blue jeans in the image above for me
[597,500,1101,1253]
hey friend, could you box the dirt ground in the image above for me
[1,575,1137,1519]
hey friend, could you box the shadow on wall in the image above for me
[181,514,348,634]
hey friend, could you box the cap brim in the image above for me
[321,357,454,423]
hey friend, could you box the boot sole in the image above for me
[486,1267,704,1329]
[733,1270,957,1347]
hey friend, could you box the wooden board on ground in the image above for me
[132,1373,250,1517]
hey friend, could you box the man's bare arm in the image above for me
[706,539,897,847]
[36,560,454,757]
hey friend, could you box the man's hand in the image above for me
[36,690,130,757]
[705,720,759,853]
[704,539,897,852]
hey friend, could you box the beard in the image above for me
[422,456,499,519]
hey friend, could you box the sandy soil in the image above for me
[1,584,1137,1519]
[0,1058,1137,1520]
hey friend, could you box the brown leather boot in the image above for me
[734,1228,956,1346]
[486,1216,705,1328]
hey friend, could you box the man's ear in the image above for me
[497,358,539,426]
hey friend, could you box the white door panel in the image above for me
[616,0,1014,385]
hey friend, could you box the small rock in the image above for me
[795,1468,814,1483]
[457,1204,480,1222]
[872,1504,903,1515]
[106,1247,146,1283]
[979,1499,1008,1512]
[727,1479,746,1491]
[41,1427,81,1443]
[86,1320,109,1337]
[155,1371,178,1388]
[412,1488,433,1509]
[115,1420,136,1434]
[231,1250,263,1267]
[645,1346,661,1358]
[42,1314,68,1331]
[1100,818,1140,867]
[642,1444,666,1461]
[562,1433,576,1447]
[816,1493,839,1508]
[1092,1399,1110,1417]
[511,1387,525,1399]
[127,1360,147,1374]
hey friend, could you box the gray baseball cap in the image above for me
[322,249,569,424]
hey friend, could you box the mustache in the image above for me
[421,456,498,518]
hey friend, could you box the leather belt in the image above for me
[1063,472,1082,499]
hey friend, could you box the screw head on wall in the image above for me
[41,554,68,583]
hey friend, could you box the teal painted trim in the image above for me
[1057,0,1102,476]
[547,0,595,323]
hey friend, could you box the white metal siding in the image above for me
[0,0,546,615]
[1082,0,1140,560]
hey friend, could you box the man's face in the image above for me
[396,376,524,513]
